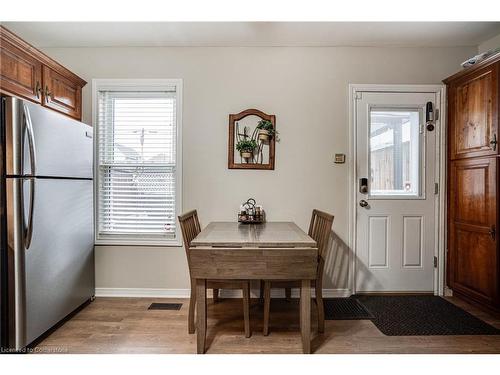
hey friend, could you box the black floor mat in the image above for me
[356,295,500,336]
[324,297,373,320]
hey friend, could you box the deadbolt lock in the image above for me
[359,178,368,194]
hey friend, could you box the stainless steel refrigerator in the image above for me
[0,96,94,351]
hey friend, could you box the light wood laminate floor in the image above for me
[35,297,500,354]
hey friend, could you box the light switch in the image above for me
[334,154,346,164]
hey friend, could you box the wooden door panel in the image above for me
[449,64,498,159]
[42,66,82,120]
[0,39,42,103]
[449,157,497,306]
[453,159,492,226]
[453,226,496,303]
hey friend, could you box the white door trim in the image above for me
[348,84,447,296]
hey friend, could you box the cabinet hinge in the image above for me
[434,256,438,268]
[434,182,439,195]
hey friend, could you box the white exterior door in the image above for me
[355,91,438,293]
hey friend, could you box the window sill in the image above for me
[95,238,182,247]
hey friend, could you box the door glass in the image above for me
[369,109,421,196]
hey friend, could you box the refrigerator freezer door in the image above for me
[24,100,93,179]
[5,97,93,179]
[4,96,24,177]
[23,178,94,346]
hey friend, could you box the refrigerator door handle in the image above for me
[22,104,37,249]
[24,177,35,250]
[23,103,37,177]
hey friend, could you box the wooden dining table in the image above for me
[190,221,318,354]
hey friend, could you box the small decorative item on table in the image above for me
[238,198,266,224]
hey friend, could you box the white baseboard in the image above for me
[95,288,190,298]
[95,287,352,299]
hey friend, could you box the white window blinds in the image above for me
[96,84,180,244]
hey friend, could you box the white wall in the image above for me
[42,46,475,294]
[478,33,500,53]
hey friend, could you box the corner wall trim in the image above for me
[95,287,352,299]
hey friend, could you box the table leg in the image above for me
[300,279,311,354]
[196,278,207,354]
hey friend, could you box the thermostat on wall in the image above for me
[334,154,346,164]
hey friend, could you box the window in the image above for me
[93,80,182,245]
[369,109,421,197]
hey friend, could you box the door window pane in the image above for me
[369,110,420,196]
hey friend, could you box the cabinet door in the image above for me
[42,66,82,120]
[449,64,498,160]
[448,157,498,307]
[0,39,42,103]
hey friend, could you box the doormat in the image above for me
[148,303,182,311]
[356,295,500,336]
[324,297,374,320]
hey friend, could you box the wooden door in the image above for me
[0,39,42,103]
[42,66,82,120]
[448,157,498,307]
[448,64,498,160]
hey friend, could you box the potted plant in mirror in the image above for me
[236,139,257,160]
[257,119,277,142]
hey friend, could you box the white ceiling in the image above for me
[3,22,500,48]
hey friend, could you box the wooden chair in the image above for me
[262,209,334,335]
[178,210,251,337]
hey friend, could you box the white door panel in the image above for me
[355,91,437,292]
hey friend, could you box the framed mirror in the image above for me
[228,109,276,170]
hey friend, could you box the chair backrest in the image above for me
[178,210,201,270]
[308,209,334,279]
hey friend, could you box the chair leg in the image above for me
[242,282,251,338]
[316,286,325,334]
[263,281,271,336]
[259,280,264,304]
[285,287,292,301]
[213,288,219,303]
[188,282,196,334]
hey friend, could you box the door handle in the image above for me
[490,134,497,151]
[45,86,51,102]
[359,200,369,208]
[23,104,37,177]
[490,226,496,241]
[24,177,35,250]
[22,104,37,250]
[35,81,41,99]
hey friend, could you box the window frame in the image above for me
[92,79,183,246]
[366,104,426,201]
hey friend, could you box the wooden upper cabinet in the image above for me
[42,66,82,120]
[0,39,42,103]
[0,26,86,121]
[447,63,498,160]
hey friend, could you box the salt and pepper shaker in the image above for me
[238,198,265,223]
